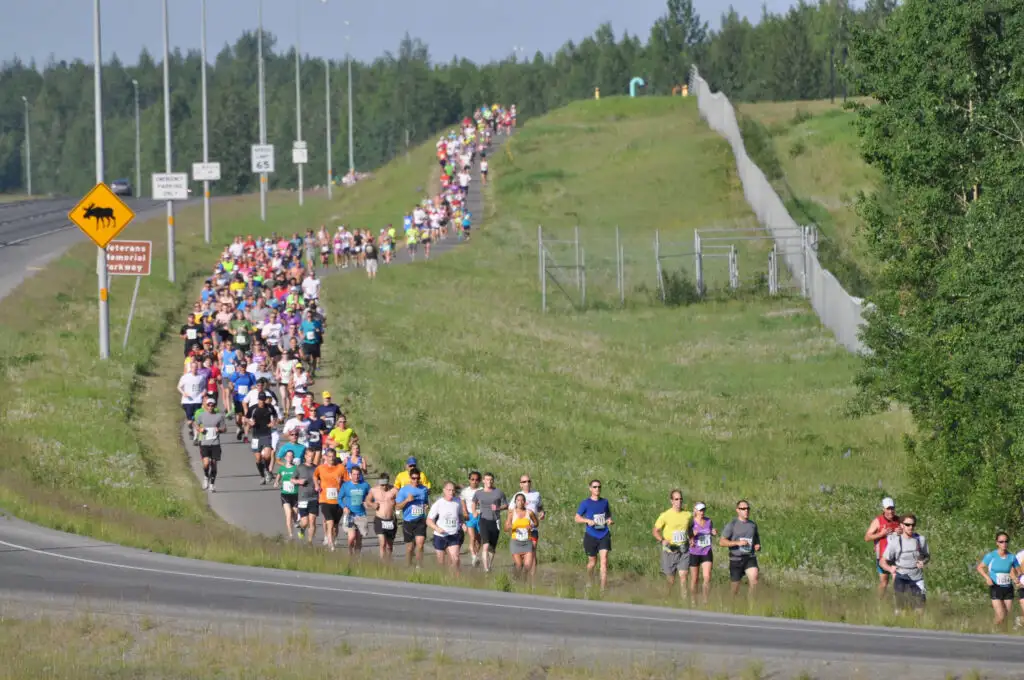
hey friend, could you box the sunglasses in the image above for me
[410,476,420,481]
[903,522,915,527]
[671,497,682,501]
[520,479,530,483]
[997,539,1009,544]
[590,484,601,489]
[737,506,750,511]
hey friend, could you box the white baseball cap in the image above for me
[693,502,706,511]
[882,497,895,509]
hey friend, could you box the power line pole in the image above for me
[257,0,267,220]
[94,0,110,359]
[200,0,211,243]
[162,0,176,283]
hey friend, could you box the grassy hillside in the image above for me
[322,96,920,594]
[738,99,879,296]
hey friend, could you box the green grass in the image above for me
[738,99,879,295]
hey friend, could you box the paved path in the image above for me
[182,134,506,555]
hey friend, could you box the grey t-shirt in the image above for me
[194,410,225,446]
[249,306,270,326]
[294,464,317,502]
[722,518,760,561]
[882,533,929,581]
[473,489,507,522]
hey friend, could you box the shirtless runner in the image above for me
[368,473,399,561]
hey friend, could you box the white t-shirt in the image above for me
[523,490,543,515]
[229,242,244,258]
[428,498,463,536]
[413,208,427,226]
[458,172,471,188]
[460,486,479,515]
[480,160,489,172]
[261,322,283,347]
[283,417,310,444]
[178,373,205,405]
[301,277,320,300]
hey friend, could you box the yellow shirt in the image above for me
[229,281,245,294]
[394,469,431,490]
[654,509,692,550]
[327,427,353,451]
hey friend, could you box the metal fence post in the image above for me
[694,231,704,297]
[801,226,810,298]
[729,245,739,289]
[615,225,622,304]
[538,225,546,313]
[768,245,778,295]
[574,225,581,289]
[655,229,664,302]
[580,248,587,309]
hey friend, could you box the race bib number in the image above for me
[739,538,753,553]
[696,534,712,548]
[514,528,529,542]
[380,520,395,531]
[224,364,235,375]
[203,427,218,441]
[235,334,247,344]
[441,516,459,532]
[298,500,309,509]
[996,572,1012,586]
[186,329,198,340]
[325,488,339,501]
[282,481,295,494]
[308,431,321,443]
[409,504,424,519]
[671,530,687,545]
[237,385,249,395]
[305,331,316,342]
[593,513,606,529]
[250,438,260,451]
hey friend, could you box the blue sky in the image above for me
[2,1,830,67]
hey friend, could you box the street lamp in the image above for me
[93,0,110,360]
[162,0,175,282]
[200,0,211,243]
[20,96,31,196]
[322,0,332,200]
[257,0,267,221]
[294,1,304,206]
[131,79,140,198]
[346,21,354,176]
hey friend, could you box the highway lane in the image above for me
[1,515,1023,674]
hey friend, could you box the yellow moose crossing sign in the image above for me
[68,182,136,249]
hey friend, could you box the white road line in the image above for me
[0,537,1019,649]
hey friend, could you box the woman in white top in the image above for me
[275,350,297,416]
[460,471,482,567]
[427,481,465,571]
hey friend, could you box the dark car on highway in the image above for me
[110,179,132,196]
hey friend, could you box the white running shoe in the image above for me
[210,483,216,493]
[202,478,209,490]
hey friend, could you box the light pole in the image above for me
[294,1,304,206]
[21,96,31,196]
[94,0,110,360]
[325,58,332,200]
[131,78,140,198]
[346,21,354,176]
[200,0,211,243]
[162,0,175,282]
[257,0,267,221]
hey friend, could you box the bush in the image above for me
[662,268,702,306]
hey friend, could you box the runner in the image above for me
[313,449,348,551]
[652,489,691,598]
[575,479,613,590]
[327,414,355,454]
[977,532,1020,627]
[340,467,371,555]
[518,474,544,574]
[688,501,717,601]
[246,391,278,485]
[473,472,508,573]
[367,473,398,561]
[299,310,323,378]
[364,235,379,280]
[229,359,257,440]
[193,396,225,492]
[293,448,319,544]
[460,471,482,567]
[864,497,902,598]
[315,391,342,430]
[720,499,761,595]
[275,449,300,539]
[394,456,432,489]
[395,467,429,568]
[177,361,205,443]
[505,492,539,582]
[426,481,465,572]
[879,513,930,613]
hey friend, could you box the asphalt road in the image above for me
[181,134,499,555]
[1,515,1023,675]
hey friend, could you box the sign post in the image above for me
[107,240,152,350]
[68,183,137,357]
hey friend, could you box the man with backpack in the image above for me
[879,512,930,613]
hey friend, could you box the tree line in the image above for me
[0,0,897,197]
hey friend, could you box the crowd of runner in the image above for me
[175,101,1024,628]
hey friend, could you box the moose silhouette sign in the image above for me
[69,182,136,249]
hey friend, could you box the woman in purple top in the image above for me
[688,502,717,601]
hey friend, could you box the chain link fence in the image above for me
[689,66,868,354]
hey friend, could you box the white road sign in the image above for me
[292,148,308,164]
[151,172,189,200]
[192,162,221,181]
[251,144,275,173]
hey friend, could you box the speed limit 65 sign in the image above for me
[251,144,275,173]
